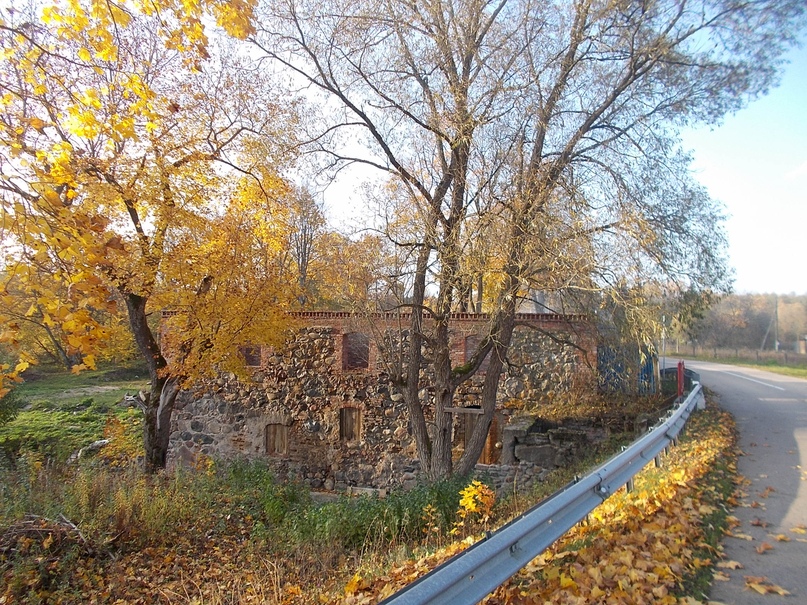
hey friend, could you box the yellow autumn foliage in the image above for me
[0,1,298,397]
[325,402,738,605]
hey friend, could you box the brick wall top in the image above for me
[162,308,589,326]
[288,311,588,323]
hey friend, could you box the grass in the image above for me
[687,355,807,379]
[676,455,738,600]
[14,362,149,410]
[0,362,149,464]
[732,361,807,379]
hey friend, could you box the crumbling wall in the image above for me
[168,313,598,490]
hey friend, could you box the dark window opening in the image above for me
[240,345,262,367]
[339,407,361,442]
[343,332,370,370]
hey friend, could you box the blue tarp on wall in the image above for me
[597,345,657,394]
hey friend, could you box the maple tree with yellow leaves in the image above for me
[0,0,299,470]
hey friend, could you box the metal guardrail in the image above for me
[380,382,706,605]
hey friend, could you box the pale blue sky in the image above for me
[327,39,807,296]
[682,42,807,295]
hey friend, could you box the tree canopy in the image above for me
[0,0,299,469]
[252,0,805,477]
[1,0,805,477]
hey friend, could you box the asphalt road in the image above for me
[681,360,807,603]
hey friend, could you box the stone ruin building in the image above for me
[168,311,605,493]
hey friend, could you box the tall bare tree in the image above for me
[253,0,805,479]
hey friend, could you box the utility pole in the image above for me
[774,294,779,352]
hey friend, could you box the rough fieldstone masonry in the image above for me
[167,312,599,491]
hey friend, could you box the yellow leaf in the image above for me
[19,351,38,365]
[755,542,773,554]
[559,573,576,589]
[771,584,791,596]
[83,354,97,370]
[344,573,362,596]
[773,533,790,542]
[748,582,768,595]
[78,47,92,62]
[377,583,396,599]
[590,585,606,599]
[716,560,743,570]
[13,361,29,374]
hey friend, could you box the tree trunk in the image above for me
[403,245,434,476]
[454,294,517,477]
[37,307,81,370]
[125,292,174,473]
[430,313,458,480]
[143,375,180,471]
[454,202,526,476]
[43,326,75,370]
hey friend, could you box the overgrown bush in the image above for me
[0,388,22,426]
[1,458,480,554]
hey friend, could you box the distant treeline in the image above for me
[685,293,807,352]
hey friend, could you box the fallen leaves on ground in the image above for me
[2,403,745,605]
[754,542,773,554]
[324,403,739,605]
[745,576,791,596]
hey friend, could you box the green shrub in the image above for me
[0,410,103,463]
[0,388,22,426]
[282,475,471,552]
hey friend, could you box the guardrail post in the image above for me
[677,360,685,399]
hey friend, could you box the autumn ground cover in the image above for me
[1,380,738,605]
[323,400,739,605]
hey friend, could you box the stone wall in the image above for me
[168,312,598,490]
